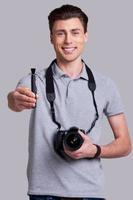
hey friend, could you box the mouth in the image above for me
[62,47,77,54]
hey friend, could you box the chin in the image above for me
[59,55,81,63]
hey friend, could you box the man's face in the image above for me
[50,18,88,63]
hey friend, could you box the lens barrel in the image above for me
[63,128,84,151]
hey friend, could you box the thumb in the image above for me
[78,130,87,139]
[78,130,91,142]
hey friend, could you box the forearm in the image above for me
[100,137,132,158]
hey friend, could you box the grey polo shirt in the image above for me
[17,61,124,198]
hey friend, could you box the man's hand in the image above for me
[64,130,97,159]
[7,86,37,112]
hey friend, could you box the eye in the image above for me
[72,32,80,35]
[56,32,65,36]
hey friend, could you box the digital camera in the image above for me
[53,127,85,158]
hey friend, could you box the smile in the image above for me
[62,47,77,54]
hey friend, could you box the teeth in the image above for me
[62,47,76,53]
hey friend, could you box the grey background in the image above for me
[0,0,133,199]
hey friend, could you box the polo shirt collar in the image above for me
[52,61,89,81]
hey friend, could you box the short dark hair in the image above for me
[48,4,88,34]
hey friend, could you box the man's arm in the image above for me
[64,113,132,159]
[7,87,37,112]
[100,113,132,158]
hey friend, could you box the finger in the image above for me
[14,92,36,103]
[18,102,36,109]
[65,150,81,159]
[78,130,91,141]
[16,87,35,98]
[78,131,87,140]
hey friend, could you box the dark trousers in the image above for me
[29,195,105,200]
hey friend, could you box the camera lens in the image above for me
[64,129,84,151]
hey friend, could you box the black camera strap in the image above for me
[83,61,99,133]
[46,59,61,130]
[46,59,99,133]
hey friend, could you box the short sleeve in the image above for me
[104,78,124,117]
[16,74,31,89]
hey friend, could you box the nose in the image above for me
[64,33,72,44]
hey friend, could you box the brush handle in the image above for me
[31,68,37,95]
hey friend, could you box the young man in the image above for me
[7,4,131,200]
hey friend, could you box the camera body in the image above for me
[53,127,85,158]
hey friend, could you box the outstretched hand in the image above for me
[7,86,38,112]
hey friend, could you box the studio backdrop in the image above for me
[0,1,132,200]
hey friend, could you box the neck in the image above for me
[56,58,83,79]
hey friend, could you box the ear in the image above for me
[50,34,53,44]
[84,32,88,43]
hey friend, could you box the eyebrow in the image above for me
[71,28,81,32]
[54,28,81,33]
